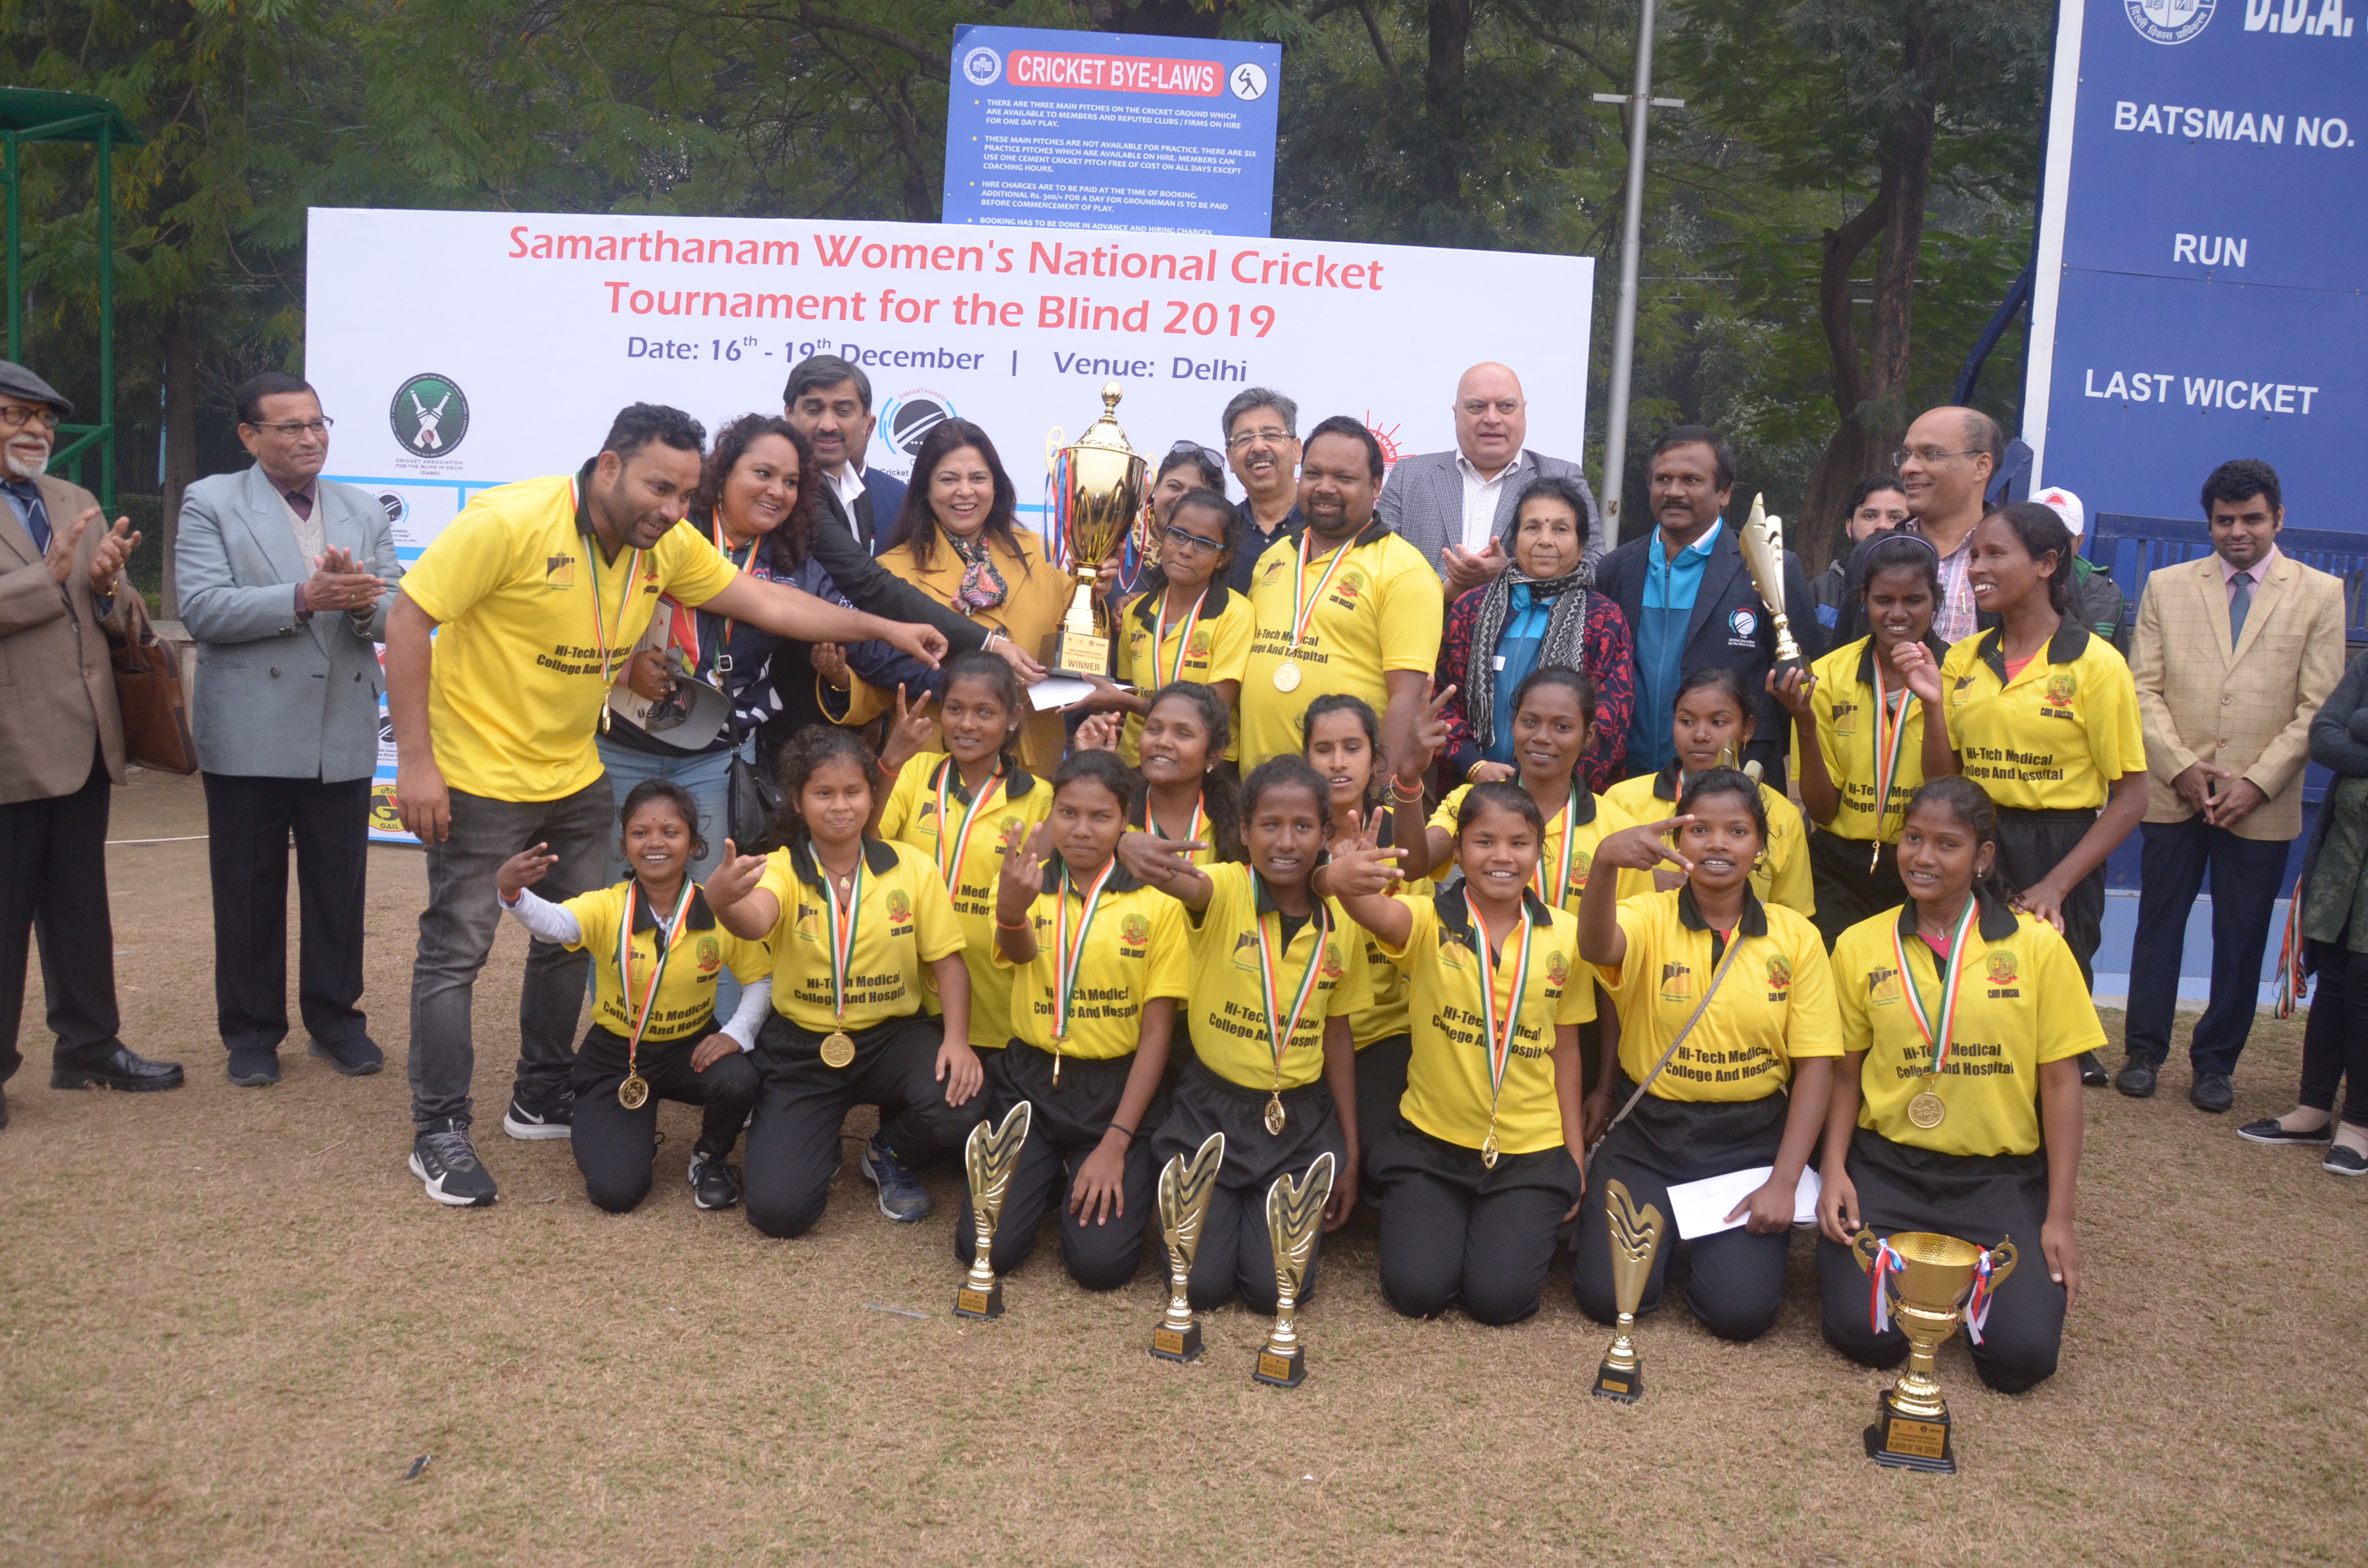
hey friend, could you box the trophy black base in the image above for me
[1591,1358,1643,1403]
[953,1280,1005,1321]
[1252,1345,1306,1388]
[1150,1321,1203,1362]
[1865,1392,1956,1473]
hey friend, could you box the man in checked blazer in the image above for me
[1374,362,1602,596]
[177,372,401,1087]
[2121,459,2345,1112]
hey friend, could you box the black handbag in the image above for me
[725,709,780,856]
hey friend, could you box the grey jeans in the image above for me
[407,779,611,1131]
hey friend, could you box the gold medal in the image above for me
[1479,1129,1499,1171]
[1272,660,1301,692]
[617,1072,649,1110]
[820,1031,857,1068]
[1264,1093,1287,1136]
[1051,1045,1064,1088]
[1907,1089,1947,1129]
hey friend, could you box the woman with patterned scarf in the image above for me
[1433,476,1634,790]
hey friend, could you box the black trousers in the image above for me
[1374,1124,1579,1325]
[1353,1031,1411,1192]
[1148,1061,1345,1313]
[2300,941,2368,1125]
[202,772,371,1053]
[0,748,121,1082]
[1994,807,2105,985]
[1816,1129,2063,1394]
[568,1022,760,1213]
[1808,828,1905,951]
[741,1011,986,1237]
[953,1040,1163,1290]
[2123,817,2290,1074]
[1574,1077,1794,1342]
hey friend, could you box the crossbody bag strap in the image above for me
[1583,927,1751,1176]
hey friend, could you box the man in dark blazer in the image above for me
[783,354,909,553]
[0,358,181,1123]
[176,372,400,1086]
[1593,425,1821,787]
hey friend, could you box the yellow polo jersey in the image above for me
[398,470,739,801]
[1349,813,1413,1050]
[561,883,771,1044]
[878,755,1052,1049]
[1807,635,1944,844]
[1939,623,2144,811]
[1378,890,1594,1155]
[1238,524,1444,767]
[1111,584,1254,764]
[1183,863,1372,1090]
[1600,769,1815,916]
[998,870,1189,1059]
[755,838,965,1033]
[1600,888,1841,1103]
[1426,781,1629,915]
[1833,899,2102,1157]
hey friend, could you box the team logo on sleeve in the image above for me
[1188,629,1213,659]
[886,890,912,924]
[696,936,721,974]
[1546,952,1570,988]
[1765,954,1793,990]
[390,373,470,455]
[1321,941,1345,980]
[1121,913,1151,947]
[1986,951,2019,986]
[2044,672,2077,708]
[1332,568,1368,605]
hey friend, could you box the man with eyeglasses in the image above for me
[1876,407,2001,646]
[1219,386,1305,593]
[175,372,399,1088]
[0,358,181,1125]
[1375,361,1600,596]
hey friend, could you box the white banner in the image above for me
[302,205,1593,835]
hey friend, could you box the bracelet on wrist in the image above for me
[1108,1124,1137,1141]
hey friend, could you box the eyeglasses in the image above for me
[1161,523,1226,556]
[1892,446,1978,468]
[0,404,60,432]
[1225,426,1294,452]
[1167,439,1221,462]
[252,418,334,437]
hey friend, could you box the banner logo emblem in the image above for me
[962,45,1002,86]
[1229,63,1269,100]
[2125,0,2214,44]
[882,390,956,457]
[390,373,470,456]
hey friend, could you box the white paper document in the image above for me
[1664,1165,1823,1239]
[1028,676,1097,712]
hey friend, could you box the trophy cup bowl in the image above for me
[1853,1228,2019,1473]
[955,1101,1034,1320]
[1151,1131,1226,1362]
[1592,1179,1666,1402]
[1734,493,1805,672]
[1253,1151,1336,1389]
[1043,382,1147,678]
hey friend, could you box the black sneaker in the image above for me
[2113,1056,2158,1098]
[2326,1143,2368,1178]
[502,1091,573,1141]
[689,1155,743,1211]
[409,1123,498,1207]
[2237,1116,2335,1145]
[227,1047,281,1087]
[308,1036,384,1076]
[2077,1049,2109,1087]
[860,1133,931,1222]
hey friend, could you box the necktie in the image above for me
[4,478,51,553]
[2229,570,2253,648]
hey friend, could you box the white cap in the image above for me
[2033,485,2085,540]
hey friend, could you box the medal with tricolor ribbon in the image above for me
[586,533,646,734]
[1532,781,1583,909]
[933,758,1005,895]
[1160,585,1208,686]
[1889,894,1979,1130]
[1272,534,1352,692]
[1048,856,1119,1087]
[615,876,697,1109]
[1470,902,1534,1170]
[1254,891,1332,1134]
[1867,664,1916,870]
[818,853,863,1068]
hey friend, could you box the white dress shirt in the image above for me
[1456,451,1529,553]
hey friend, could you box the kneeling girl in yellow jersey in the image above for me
[1817,777,2093,1392]
[1576,769,1841,1341]
[1328,784,1593,1324]
[1130,680,1244,866]
[962,750,1190,1289]
[707,728,984,1236]
[495,780,773,1214]
[1130,756,1371,1312]
[1601,667,1814,918]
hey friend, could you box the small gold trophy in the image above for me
[1854,1229,2019,1473]
[1151,1131,1226,1362]
[1734,493,1805,672]
[1591,1180,1666,1402]
[1252,1151,1335,1389]
[954,1101,1033,1320]
[1042,382,1147,677]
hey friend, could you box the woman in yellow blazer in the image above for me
[823,420,1073,772]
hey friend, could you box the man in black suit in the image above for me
[1593,425,1820,787]
[783,354,908,553]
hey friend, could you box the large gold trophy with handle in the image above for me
[1591,1180,1666,1402]
[1150,1132,1225,1362]
[1042,382,1147,677]
[954,1102,1033,1320]
[1252,1152,1335,1389]
[1734,493,1805,673]
[1854,1229,2019,1473]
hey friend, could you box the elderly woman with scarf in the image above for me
[1433,475,1634,790]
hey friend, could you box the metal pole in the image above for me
[97,120,113,513]
[1593,1,1681,545]
[4,137,17,363]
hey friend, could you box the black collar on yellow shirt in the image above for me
[630,883,719,933]
[1435,882,1554,960]
[790,836,901,890]
[1251,870,1326,918]
[1972,619,2090,687]
[1854,630,1953,688]
[1129,580,1234,630]
[1037,856,1148,895]
[1677,883,1768,944]
[930,755,1037,803]
[1893,885,2019,945]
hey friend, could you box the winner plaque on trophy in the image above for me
[1042,382,1147,678]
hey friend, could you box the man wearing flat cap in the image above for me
[0,359,183,1127]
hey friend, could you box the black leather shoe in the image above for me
[2078,1049,2109,1087]
[2114,1056,2158,1097]
[2190,1072,2235,1113]
[227,1047,281,1087]
[53,1045,186,1092]
[308,1036,384,1076]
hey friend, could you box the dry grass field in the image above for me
[3,769,2362,1567]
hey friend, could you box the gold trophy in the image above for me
[1854,1229,2019,1473]
[954,1102,1034,1320]
[1734,493,1805,672]
[1150,1131,1226,1362]
[1042,382,1147,677]
[1252,1151,1335,1389]
[1591,1180,1666,1402]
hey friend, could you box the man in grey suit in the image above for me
[1374,362,1602,598]
[176,372,399,1086]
